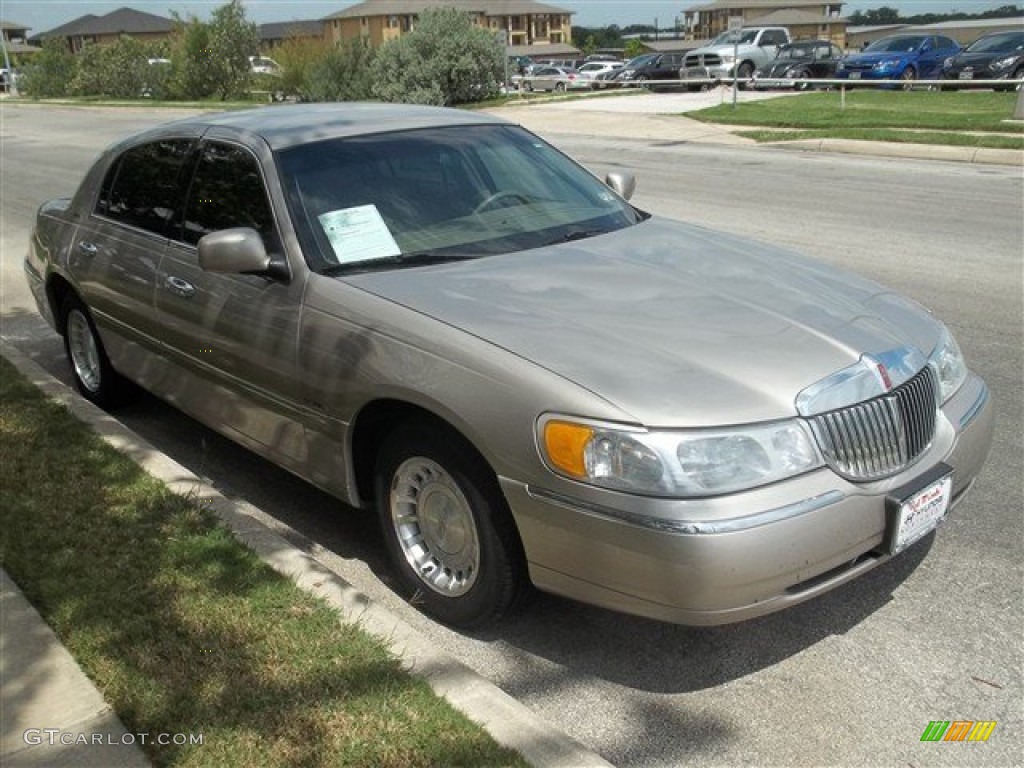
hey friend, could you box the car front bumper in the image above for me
[502,374,994,625]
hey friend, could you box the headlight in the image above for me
[991,55,1017,71]
[539,417,822,497]
[720,53,735,63]
[873,58,902,70]
[929,326,968,403]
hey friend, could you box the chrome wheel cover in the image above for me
[389,457,480,597]
[67,310,101,393]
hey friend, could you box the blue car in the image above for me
[837,34,961,87]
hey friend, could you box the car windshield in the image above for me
[965,32,1024,53]
[777,44,813,60]
[278,124,643,273]
[864,36,927,53]
[710,29,759,46]
[626,54,658,67]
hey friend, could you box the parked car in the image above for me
[752,40,845,90]
[836,34,961,87]
[941,30,1024,91]
[682,26,792,88]
[249,55,282,76]
[612,52,685,89]
[525,57,584,74]
[25,104,993,629]
[576,60,624,87]
[521,66,587,92]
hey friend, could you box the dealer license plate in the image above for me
[888,472,953,554]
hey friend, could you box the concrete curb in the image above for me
[0,342,613,768]
[766,137,1024,166]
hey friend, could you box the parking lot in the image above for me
[1,104,1021,766]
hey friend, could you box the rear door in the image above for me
[70,137,194,380]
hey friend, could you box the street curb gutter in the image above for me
[767,138,1024,166]
[1,342,614,768]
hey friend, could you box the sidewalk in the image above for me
[0,342,612,768]
[483,90,1024,166]
[1,569,150,767]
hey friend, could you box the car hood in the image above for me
[844,51,915,66]
[950,50,1015,67]
[345,218,940,427]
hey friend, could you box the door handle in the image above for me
[164,275,196,299]
[77,241,99,256]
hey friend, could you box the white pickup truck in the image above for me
[682,27,791,85]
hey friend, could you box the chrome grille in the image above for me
[809,366,938,481]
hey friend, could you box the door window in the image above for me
[95,139,194,236]
[179,141,276,247]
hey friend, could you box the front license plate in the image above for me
[959,71,974,80]
[886,468,953,554]
[849,72,861,79]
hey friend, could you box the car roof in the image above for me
[133,103,509,151]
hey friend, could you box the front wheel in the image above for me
[61,294,133,408]
[374,422,527,627]
[900,66,917,90]
[736,62,754,90]
[555,82,566,93]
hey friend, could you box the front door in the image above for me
[154,139,308,467]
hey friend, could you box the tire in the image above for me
[61,294,133,408]
[900,66,917,90]
[555,82,566,93]
[736,61,754,90]
[794,71,812,91]
[374,421,528,628]
[523,81,533,93]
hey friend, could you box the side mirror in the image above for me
[198,227,286,279]
[605,171,636,201]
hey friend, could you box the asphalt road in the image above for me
[2,104,1021,767]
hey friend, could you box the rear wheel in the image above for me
[61,294,133,408]
[900,66,917,90]
[374,421,527,628]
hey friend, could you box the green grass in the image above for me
[689,90,1024,139]
[735,128,1024,150]
[0,356,526,768]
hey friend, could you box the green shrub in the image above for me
[306,37,377,102]
[19,38,77,98]
[371,7,504,106]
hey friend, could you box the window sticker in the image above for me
[318,205,401,264]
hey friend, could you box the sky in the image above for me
[1,0,1019,36]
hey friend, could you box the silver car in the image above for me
[522,66,587,92]
[24,104,993,628]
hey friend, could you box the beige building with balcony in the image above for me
[323,0,575,55]
[683,0,848,46]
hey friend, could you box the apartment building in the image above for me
[323,0,574,53]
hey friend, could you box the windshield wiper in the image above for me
[323,250,478,275]
[551,228,610,245]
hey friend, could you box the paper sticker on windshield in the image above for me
[318,205,401,264]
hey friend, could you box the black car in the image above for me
[613,52,685,90]
[752,40,845,90]
[941,30,1024,91]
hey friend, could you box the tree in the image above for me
[19,38,77,98]
[372,7,504,106]
[168,0,258,100]
[269,33,332,99]
[624,39,645,60]
[306,37,377,102]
